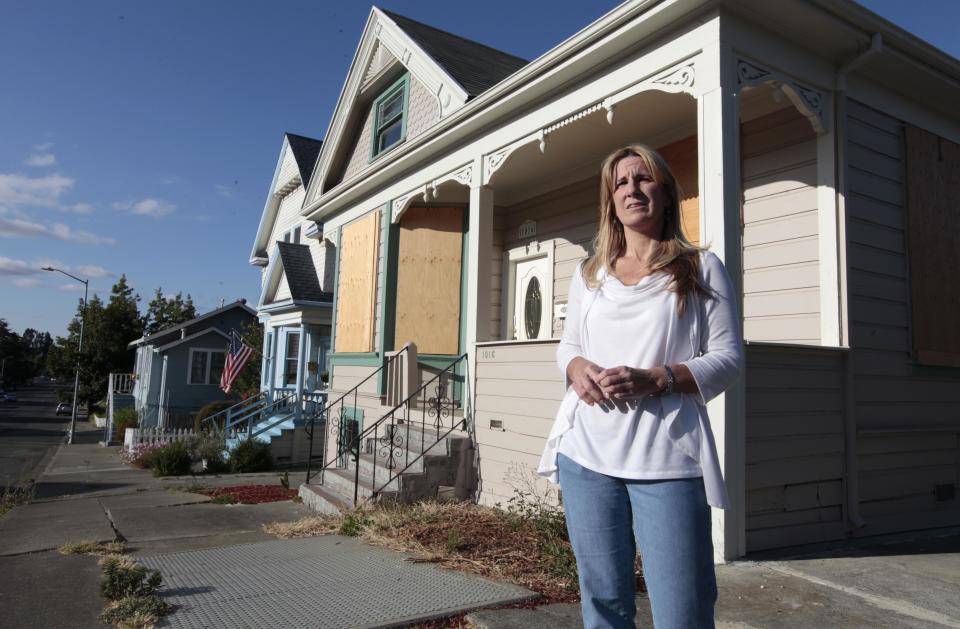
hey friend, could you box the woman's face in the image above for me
[611,155,669,238]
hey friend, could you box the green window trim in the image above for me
[370,74,410,159]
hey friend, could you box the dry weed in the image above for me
[59,540,127,556]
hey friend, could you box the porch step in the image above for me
[298,482,352,516]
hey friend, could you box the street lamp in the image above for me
[43,266,88,445]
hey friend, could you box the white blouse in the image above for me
[537,251,743,508]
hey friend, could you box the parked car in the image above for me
[56,402,71,415]
[4,393,17,403]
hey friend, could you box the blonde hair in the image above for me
[581,144,709,315]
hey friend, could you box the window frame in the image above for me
[187,348,226,386]
[283,330,301,387]
[370,74,410,160]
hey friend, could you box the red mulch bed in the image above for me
[202,485,298,504]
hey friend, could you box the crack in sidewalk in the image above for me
[98,500,127,543]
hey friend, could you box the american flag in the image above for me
[220,329,254,394]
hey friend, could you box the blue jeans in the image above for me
[558,454,716,629]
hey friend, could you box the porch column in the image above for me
[295,323,308,419]
[466,178,494,407]
[699,39,747,562]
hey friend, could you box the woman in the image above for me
[537,145,742,629]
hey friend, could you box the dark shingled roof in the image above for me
[285,133,323,188]
[276,242,331,303]
[382,10,528,98]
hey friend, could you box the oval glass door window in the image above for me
[524,276,542,339]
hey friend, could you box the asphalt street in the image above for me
[0,383,69,489]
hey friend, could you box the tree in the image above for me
[102,275,142,374]
[143,288,198,335]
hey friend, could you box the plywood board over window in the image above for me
[394,206,463,354]
[905,126,960,367]
[335,211,380,352]
[657,135,700,245]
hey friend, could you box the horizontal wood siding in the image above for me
[741,106,821,344]
[846,100,960,534]
[474,341,563,507]
[501,177,598,340]
[744,345,845,552]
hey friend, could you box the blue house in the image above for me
[128,301,257,428]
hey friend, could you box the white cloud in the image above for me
[0,216,116,245]
[13,278,40,287]
[57,283,84,292]
[215,184,233,198]
[0,173,74,208]
[0,256,37,275]
[25,153,58,167]
[0,257,114,281]
[74,264,112,279]
[33,142,54,151]
[63,202,94,214]
[113,198,175,217]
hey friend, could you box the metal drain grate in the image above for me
[139,536,535,628]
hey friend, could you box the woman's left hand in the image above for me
[597,366,663,399]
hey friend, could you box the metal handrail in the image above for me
[362,353,468,503]
[303,345,411,483]
[313,352,467,505]
[225,392,297,440]
[200,391,267,431]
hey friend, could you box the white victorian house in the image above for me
[244,1,960,561]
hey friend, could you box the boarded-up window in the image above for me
[657,135,699,245]
[394,207,463,354]
[905,126,960,367]
[335,211,380,352]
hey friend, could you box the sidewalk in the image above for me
[2,423,959,628]
[0,424,534,628]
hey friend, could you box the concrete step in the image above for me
[298,482,352,515]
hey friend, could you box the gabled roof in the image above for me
[153,327,230,353]
[277,242,330,302]
[304,7,526,204]
[128,300,256,349]
[258,242,333,309]
[381,10,527,99]
[249,133,323,265]
[285,133,324,188]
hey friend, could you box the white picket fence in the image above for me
[123,427,195,452]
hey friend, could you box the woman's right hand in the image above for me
[567,357,606,405]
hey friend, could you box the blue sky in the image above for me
[1,0,957,337]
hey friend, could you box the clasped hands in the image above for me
[567,357,664,405]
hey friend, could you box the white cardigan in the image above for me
[537,251,743,508]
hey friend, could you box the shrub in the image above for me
[98,595,169,627]
[194,400,234,432]
[121,442,164,468]
[184,432,228,473]
[149,441,192,477]
[228,439,273,473]
[112,406,139,438]
[99,556,163,600]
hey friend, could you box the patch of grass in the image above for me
[99,555,163,601]
[338,511,372,537]
[98,595,169,628]
[0,485,33,517]
[266,497,583,604]
[209,494,237,505]
[263,515,340,538]
[59,540,127,556]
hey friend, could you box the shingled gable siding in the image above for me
[741,105,821,345]
[341,75,440,183]
[845,100,960,535]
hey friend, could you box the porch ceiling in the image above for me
[491,91,696,206]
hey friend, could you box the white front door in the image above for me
[513,256,550,340]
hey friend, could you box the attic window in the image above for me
[371,74,409,158]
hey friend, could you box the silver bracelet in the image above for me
[661,364,675,396]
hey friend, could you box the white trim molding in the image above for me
[391,162,475,223]
[736,58,826,135]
